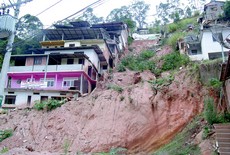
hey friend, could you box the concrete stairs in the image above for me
[214,124,230,155]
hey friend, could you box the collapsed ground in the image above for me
[0,40,212,154]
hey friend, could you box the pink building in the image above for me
[2,21,129,108]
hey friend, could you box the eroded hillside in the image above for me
[0,41,207,155]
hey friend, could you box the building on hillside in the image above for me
[3,45,106,108]
[92,22,129,51]
[220,53,230,111]
[203,1,225,22]
[2,21,129,108]
[180,1,230,61]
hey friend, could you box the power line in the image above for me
[12,0,109,48]
[35,0,63,17]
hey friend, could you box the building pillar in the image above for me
[80,74,83,94]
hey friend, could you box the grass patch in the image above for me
[161,51,190,71]
[33,99,67,111]
[167,32,185,50]
[0,147,9,154]
[119,50,156,73]
[204,97,230,125]
[0,129,13,142]
[107,84,123,93]
[154,115,202,155]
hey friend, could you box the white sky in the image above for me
[1,0,218,27]
[15,0,163,26]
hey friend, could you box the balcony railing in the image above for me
[9,64,83,72]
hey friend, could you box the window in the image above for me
[78,59,84,65]
[210,7,217,11]
[212,33,223,42]
[62,78,79,87]
[67,59,74,64]
[191,50,198,55]
[5,95,16,104]
[69,44,75,47]
[34,57,43,65]
[102,65,108,70]
[40,78,54,87]
[26,78,35,82]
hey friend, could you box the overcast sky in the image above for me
[1,0,216,27]
[17,0,164,26]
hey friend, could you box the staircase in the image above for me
[214,124,230,155]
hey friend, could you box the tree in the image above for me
[223,0,230,20]
[16,14,43,39]
[129,0,150,28]
[78,7,104,24]
[156,0,184,24]
[106,6,132,22]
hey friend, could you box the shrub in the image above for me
[208,78,222,90]
[117,63,126,72]
[167,32,185,50]
[204,97,225,125]
[33,99,65,111]
[46,99,63,111]
[128,36,134,45]
[0,147,8,154]
[0,129,13,142]
[33,100,46,111]
[167,23,179,33]
[107,84,123,93]
[120,50,156,73]
[161,52,190,71]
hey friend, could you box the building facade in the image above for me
[2,21,129,108]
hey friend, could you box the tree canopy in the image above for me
[106,0,150,28]
[77,7,104,24]
[16,14,43,39]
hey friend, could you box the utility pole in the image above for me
[0,0,32,107]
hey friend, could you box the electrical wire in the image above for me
[35,0,62,17]
[11,0,109,48]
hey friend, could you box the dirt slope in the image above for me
[0,68,205,154]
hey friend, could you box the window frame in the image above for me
[62,78,79,87]
[40,78,55,87]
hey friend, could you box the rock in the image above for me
[133,72,141,84]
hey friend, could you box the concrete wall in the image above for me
[201,29,230,60]
[225,79,230,109]
[4,91,62,106]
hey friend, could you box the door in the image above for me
[27,96,31,106]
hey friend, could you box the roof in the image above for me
[204,1,225,7]
[70,21,91,28]
[220,53,230,81]
[42,28,111,41]
[92,22,127,31]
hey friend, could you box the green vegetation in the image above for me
[149,75,174,89]
[161,51,190,71]
[154,115,202,155]
[107,84,123,93]
[94,147,127,155]
[167,32,185,50]
[223,0,230,20]
[33,99,66,111]
[119,50,156,72]
[0,147,9,154]
[204,97,230,125]
[208,78,222,90]
[63,139,70,155]
[202,125,212,140]
[0,129,13,142]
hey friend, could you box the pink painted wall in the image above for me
[8,71,96,91]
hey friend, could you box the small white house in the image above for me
[201,27,230,60]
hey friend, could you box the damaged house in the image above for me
[2,21,129,108]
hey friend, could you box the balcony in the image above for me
[9,64,83,72]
